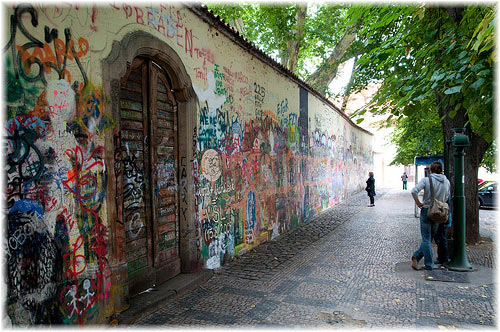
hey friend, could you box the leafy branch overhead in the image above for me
[349,5,494,142]
[206,2,362,95]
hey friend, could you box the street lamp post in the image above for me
[445,128,473,272]
[444,139,452,179]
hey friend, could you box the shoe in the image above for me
[424,266,433,271]
[434,259,449,265]
[411,256,419,270]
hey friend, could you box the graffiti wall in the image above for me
[191,70,372,268]
[3,3,372,325]
[4,4,113,325]
[306,97,373,217]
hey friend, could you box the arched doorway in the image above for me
[119,57,181,295]
[103,32,200,308]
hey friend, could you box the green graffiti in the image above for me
[6,56,44,117]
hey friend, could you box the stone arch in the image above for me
[102,31,200,310]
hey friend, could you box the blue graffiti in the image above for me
[231,120,243,141]
[9,199,44,218]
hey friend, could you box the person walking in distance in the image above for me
[401,172,408,190]
[410,162,450,270]
[365,172,376,207]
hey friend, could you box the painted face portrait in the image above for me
[201,149,221,182]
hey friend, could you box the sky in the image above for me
[329,57,355,95]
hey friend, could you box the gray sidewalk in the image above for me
[133,188,496,328]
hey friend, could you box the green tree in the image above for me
[350,5,495,243]
[390,114,496,173]
[389,112,444,166]
[206,3,360,95]
[481,142,496,174]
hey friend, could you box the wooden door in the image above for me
[150,62,181,284]
[119,58,180,296]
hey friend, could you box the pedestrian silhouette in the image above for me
[401,172,408,190]
[365,172,376,207]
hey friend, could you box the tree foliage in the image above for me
[389,112,444,166]
[390,114,496,173]
[481,142,497,174]
[206,2,357,94]
[350,5,494,142]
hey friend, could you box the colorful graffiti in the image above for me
[5,4,113,325]
[5,5,89,94]
[5,81,110,325]
[192,64,372,269]
[110,3,195,59]
[122,145,145,239]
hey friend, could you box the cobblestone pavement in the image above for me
[135,189,496,328]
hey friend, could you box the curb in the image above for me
[114,270,214,325]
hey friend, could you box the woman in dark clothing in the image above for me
[366,172,376,207]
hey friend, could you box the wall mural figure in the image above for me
[246,191,256,244]
[5,9,111,322]
[6,199,63,325]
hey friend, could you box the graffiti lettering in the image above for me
[254,82,266,119]
[5,5,89,93]
[194,47,215,67]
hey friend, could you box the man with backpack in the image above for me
[410,162,450,271]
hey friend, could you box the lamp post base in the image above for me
[444,262,477,272]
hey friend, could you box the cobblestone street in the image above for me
[134,188,496,328]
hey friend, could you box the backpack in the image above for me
[427,176,449,223]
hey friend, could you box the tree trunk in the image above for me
[305,23,358,95]
[340,92,350,113]
[435,89,456,238]
[434,6,490,244]
[231,17,246,35]
[437,93,489,244]
[446,7,465,23]
[464,132,489,243]
[281,4,307,72]
[284,4,307,73]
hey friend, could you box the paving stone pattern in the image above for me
[217,192,372,281]
[136,189,496,328]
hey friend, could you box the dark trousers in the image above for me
[403,181,407,190]
[434,223,449,263]
[369,195,374,205]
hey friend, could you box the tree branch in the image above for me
[305,21,358,94]
[285,4,307,73]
